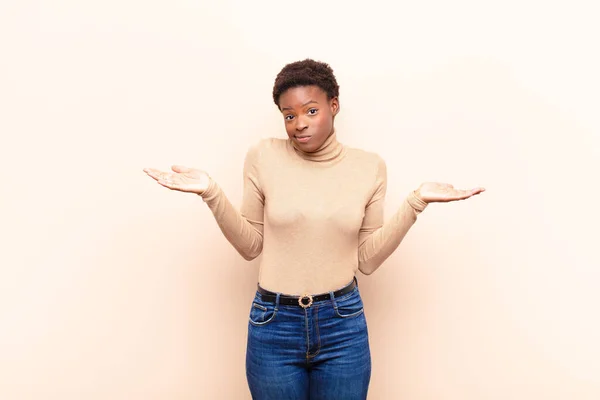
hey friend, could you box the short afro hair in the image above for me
[272,59,340,108]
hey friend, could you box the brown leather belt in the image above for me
[256,276,357,308]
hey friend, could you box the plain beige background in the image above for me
[1,0,598,399]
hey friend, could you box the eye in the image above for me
[285,115,295,121]
[308,108,318,115]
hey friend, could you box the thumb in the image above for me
[171,165,191,173]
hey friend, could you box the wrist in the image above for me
[413,188,427,204]
[197,177,214,197]
[407,189,429,212]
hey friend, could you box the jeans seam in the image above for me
[333,288,364,318]
[248,308,278,326]
[248,293,279,326]
[307,305,321,359]
[304,308,310,359]
[334,307,365,318]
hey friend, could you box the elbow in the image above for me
[358,253,387,275]
[239,243,263,261]
[358,262,376,276]
[357,248,377,275]
[241,252,260,261]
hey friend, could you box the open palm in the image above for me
[416,182,485,203]
[143,165,210,194]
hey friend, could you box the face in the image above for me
[278,85,339,152]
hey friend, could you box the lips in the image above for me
[295,135,311,143]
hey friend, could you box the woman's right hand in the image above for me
[143,165,211,195]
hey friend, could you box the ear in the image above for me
[330,97,340,116]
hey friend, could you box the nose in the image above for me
[295,116,308,132]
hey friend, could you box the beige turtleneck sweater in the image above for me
[199,131,428,295]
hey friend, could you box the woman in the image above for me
[144,59,485,400]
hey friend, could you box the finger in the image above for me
[457,188,485,199]
[144,168,164,174]
[144,168,165,180]
[148,169,175,183]
[449,189,473,200]
[171,165,191,173]
[145,171,161,182]
[157,178,179,190]
[149,172,171,183]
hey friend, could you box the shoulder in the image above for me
[344,146,386,175]
[244,137,287,165]
[248,137,287,154]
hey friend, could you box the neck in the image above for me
[290,130,345,163]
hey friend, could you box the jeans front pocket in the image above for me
[333,288,365,318]
[248,295,278,326]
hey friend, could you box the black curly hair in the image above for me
[272,59,340,108]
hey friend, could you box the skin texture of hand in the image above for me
[143,165,210,194]
[415,182,485,203]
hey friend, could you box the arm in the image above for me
[199,143,265,260]
[357,157,428,275]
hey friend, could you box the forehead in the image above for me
[279,85,328,108]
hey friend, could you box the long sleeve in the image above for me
[357,157,428,275]
[198,143,265,260]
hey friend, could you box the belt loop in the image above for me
[275,292,281,311]
[329,290,338,310]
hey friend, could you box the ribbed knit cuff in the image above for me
[407,190,428,212]
[198,177,219,203]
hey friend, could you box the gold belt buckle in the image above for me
[298,294,313,309]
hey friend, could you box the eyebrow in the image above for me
[281,100,318,111]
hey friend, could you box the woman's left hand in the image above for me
[415,182,486,203]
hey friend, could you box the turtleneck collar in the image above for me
[289,130,346,163]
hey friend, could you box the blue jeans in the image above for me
[245,279,371,399]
